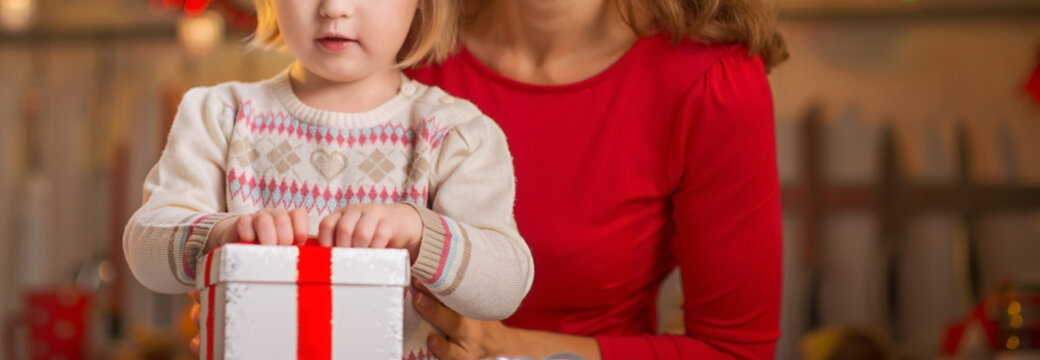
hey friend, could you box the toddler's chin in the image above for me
[304,62,371,83]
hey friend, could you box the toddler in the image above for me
[123,0,533,357]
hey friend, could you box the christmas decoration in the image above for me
[152,0,256,31]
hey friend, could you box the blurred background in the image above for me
[1,0,1038,359]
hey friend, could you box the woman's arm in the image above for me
[597,48,783,359]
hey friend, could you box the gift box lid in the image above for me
[196,244,411,289]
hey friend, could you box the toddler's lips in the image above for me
[316,36,357,52]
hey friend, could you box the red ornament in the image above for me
[184,0,209,16]
[152,0,256,31]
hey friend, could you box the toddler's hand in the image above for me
[208,208,309,253]
[317,204,422,262]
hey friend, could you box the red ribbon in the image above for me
[205,251,215,360]
[203,242,333,359]
[297,245,333,359]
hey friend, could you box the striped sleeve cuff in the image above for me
[173,213,233,285]
[406,204,471,294]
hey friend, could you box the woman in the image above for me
[193,0,786,358]
[403,1,786,359]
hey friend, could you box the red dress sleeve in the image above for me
[595,50,783,359]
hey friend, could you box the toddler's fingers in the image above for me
[352,211,379,248]
[236,214,256,243]
[274,209,294,246]
[335,209,362,247]
[369,220,392,249]
[289,208,309,245]
[254,211,277,245]
[317,212,341,247]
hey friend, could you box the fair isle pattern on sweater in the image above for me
[222,102,452,217]
[232,101,452,148]
[226,173,431,211]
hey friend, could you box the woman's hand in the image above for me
[207,208,309,253]
[317,204,423,262]
[412,282,602,359]
[412,288,510,359]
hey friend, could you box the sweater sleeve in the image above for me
[123,86,236,294]
[407,114,534,321]
[595,51,783,359]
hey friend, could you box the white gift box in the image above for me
[197,243,410,360]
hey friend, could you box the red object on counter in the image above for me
[24,289,89,360]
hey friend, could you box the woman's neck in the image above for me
[288,62,401,113]
[462,0,639,85]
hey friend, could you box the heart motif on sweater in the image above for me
[311,150,348,181]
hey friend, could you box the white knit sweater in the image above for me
[123,70,533,357]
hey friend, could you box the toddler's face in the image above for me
[274,0,418,82]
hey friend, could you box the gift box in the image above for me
[197,243,410,360]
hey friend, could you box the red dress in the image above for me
[406,33,783,359]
